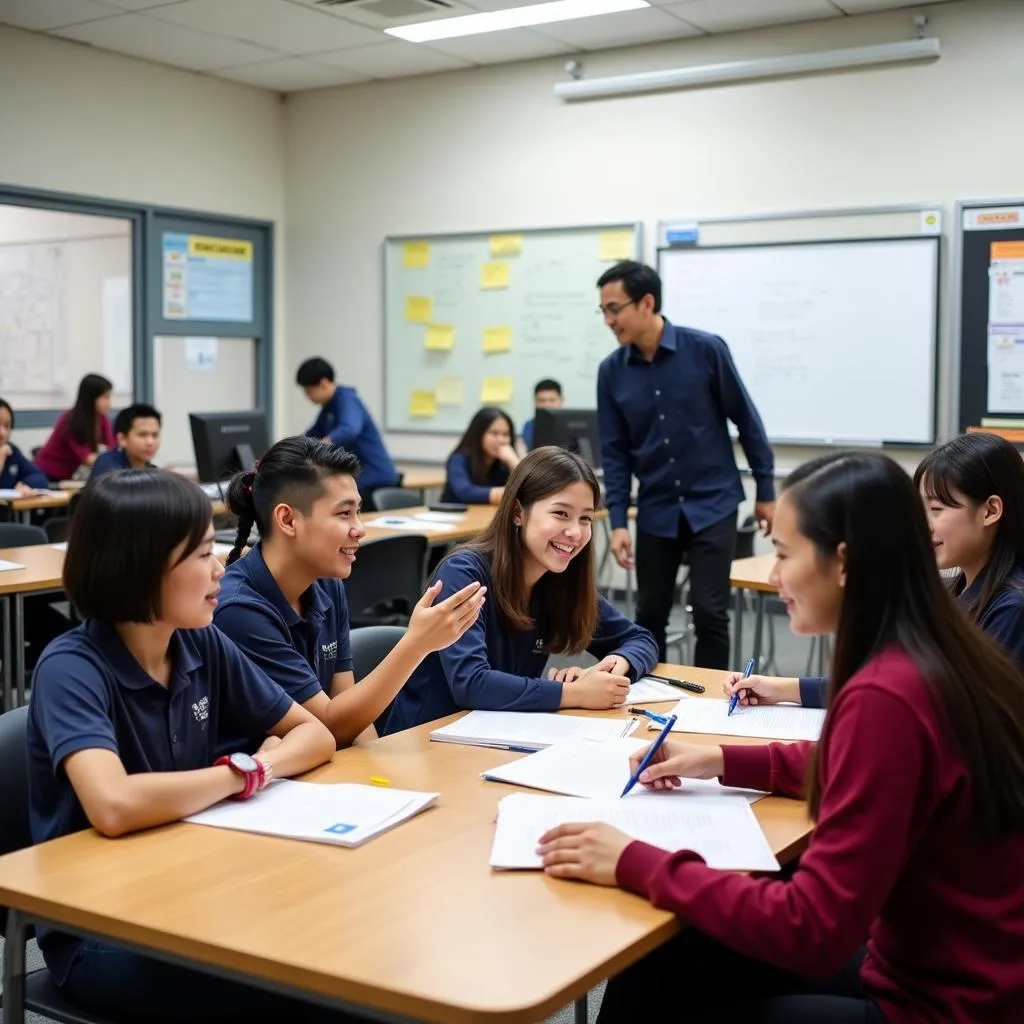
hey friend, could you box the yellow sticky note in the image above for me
[425,323,455,351]
[405,296,432,324]
[480,261,510,290]
[480,377,513,404]
[482,326,512,354]
[489,234,522,258]
[599,230,634,262]
[403,241,430,269]
[409,390,437,418]
[435,376,464,406]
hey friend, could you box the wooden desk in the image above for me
[362,504,495,547]
[0,664,812,1024]
[1,491,72,524]
[396,464,446,492]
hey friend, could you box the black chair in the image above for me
[350,626,408,733]
[0,523,47,547]
[371,487,425,512]
[0,707,122,1023]
[343,535,428,628]
[734,513,758,560]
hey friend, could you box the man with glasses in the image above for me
[595,261,775,669]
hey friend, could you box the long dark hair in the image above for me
[67,374,112,447]
[914,432,1024,623]
[457,446,600,654]
[224,436,361,565]
[786,452,1024,839]
[452,407,515,484]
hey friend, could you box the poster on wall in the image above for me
[162,233,254,323]
[986,239,1024,413]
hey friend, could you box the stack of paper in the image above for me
[623,676,684,704]
[185,780,439,848]
[490,792,779,871]
[369,516,456,533]
[430,710,636,752]
[483,737,766,803]
[654,698,826,742]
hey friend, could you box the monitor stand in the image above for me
[233,443,257,471]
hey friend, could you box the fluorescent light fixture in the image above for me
[386,0,648,43]
[554,37,941,101]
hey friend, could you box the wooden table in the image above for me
[729,554,776,670]
[362,504,495,547]
[0,491,72,524]
[396,464,446,493]
[0,664,812,1024]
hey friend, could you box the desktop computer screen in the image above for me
[532,408,602,470]
[189,410,270,485]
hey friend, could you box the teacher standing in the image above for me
[595,261,775,668]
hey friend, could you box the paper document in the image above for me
[654,698,825,742]
[0,489,60,500]
[186,780,439,848]
[483,737,766,802]
[412,512,465,524]
[50,543,68,553]
[430,710,636,752]
[624,677,683,704]
[0,560,26,572]
[490,793,779,872]
[369,515,455,533]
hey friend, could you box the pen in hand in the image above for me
[728,657,755,717]
[621,714,676,797]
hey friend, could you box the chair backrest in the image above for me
[0,523,48,548]
[350,627,408,734]
[735,514,758,561]
[43,515,71,544]
[372,487,425,512]
[343,535,428,620]
[0,706,32,938]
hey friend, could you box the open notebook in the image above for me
[430,710,636,752]
[654,698,826,742]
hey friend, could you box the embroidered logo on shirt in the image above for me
[533,637,545,654]
[191,695,210,722]
[321,641,338,662]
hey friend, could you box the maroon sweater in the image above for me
[617,647,1024,1023]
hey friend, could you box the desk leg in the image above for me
[732,588,744,669]
[13,592,25,707]
[1,596,11,713]
[574,995,588,1024]
[597,519,612,594]
[752,592,767,670]
[2,908,27,1024]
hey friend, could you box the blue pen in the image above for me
[621,714,677,797]
[728,657,756,717]
[627,707,670,725]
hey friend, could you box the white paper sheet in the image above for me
[49,543,68,553]
[623,677,684,704]
[430,710,636,752]
[653,698,826,742]
[412,512,466,524]
[490,793,779,872]
[0,560,26,572]
[369,516,456,533]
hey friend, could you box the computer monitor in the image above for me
[189,410,270,484]
[532,408,602,470]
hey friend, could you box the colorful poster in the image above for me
[987,327,1024,413]
[162,233,254,323]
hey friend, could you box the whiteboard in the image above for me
[384,225,640,433]
[658,238,940,445]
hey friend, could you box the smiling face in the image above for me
[159,526,224,628]
[599,279,654,348]
[515,480,595,585]
[481,415,513,460]
[921,480,999,574]
[288,472,365,580]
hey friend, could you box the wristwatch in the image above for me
[214,752,270,800]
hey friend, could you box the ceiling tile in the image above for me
[830,0,958,11]
[667,0,840,33]
[314,40,472,78]
[150,0,385,55]
[52,12,276,70]
[533,6,701,50]
[427,28,578,64]
[0,0,123,31]
[215,56,370,90]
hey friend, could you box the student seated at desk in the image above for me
[0,396,49,493]
[87,402,162,482]
[35,373,114,482]
[537,451,1024,1024]
[726,431,1024,710]
[517,377,563,455]
[442,406,521,505]
[385,447,658,733]
[25,469,366,1023]
[214,436,485,748]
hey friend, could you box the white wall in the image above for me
[0,26,286,454]
[284,0,1024,474]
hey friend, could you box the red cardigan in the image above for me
[35,411,115,482]
[617,647,1024,1023]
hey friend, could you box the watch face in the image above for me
[229,752,259,773]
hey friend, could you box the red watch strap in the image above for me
[214,755,260,800]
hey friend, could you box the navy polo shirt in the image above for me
[27,619,292,984]
[441,452,509,505]
[597,318,775,538]
[214,543,353,749]
[86,447,152,484]
[384,548,658,733]
[0,443,49,490]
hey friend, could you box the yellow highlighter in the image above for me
[369,777,391,787]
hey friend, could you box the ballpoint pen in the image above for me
[626,707,670,725]
[621,714,677,797]
[728,657,755,717]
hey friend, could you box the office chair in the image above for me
[343,535,428,628]
[371,487,425,512]
[350,626,408,733]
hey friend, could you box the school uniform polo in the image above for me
[0,443,49,490]
[27,619,293,985]
[384,548,659,733]
[441,452,509,505]
[214,543,353,750]
[86,447,152,484]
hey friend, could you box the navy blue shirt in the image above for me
[27,619,293,984]
[214,543,353,751]
[0,443,49,490]
[521,418,535,451]
[597,319,774,537]
[86,447,152,484]
[305,385,398,493]
[441,453,509,505]
[799,564,1024,707]
[384,548,658,733]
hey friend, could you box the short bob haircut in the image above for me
[64,469,212,623]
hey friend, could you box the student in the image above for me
[537,451,1024,1024]
[442,406,520,506]
[87,402,162,482]
[25,469,364,1024]
[385,447,658,733]
[726,431,1024,710]
[0,397,49,493]
[296,357,399,504]
[518,378,563,454]
[35,373,115,482]
[214,436,486,748]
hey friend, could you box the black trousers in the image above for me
[597,930,886,1023]
[635,511,737,668]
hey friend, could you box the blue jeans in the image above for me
[61,941,370,1024]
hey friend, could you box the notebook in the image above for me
[652,698,826,742]
[430,710,637,752]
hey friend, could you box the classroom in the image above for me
[1,0,1023,1022]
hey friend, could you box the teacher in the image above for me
[595,261,775,668]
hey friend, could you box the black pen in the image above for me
[646,674,705,694]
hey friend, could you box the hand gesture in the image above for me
[406,580,486,654]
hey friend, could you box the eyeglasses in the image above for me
[597,299,637,319]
